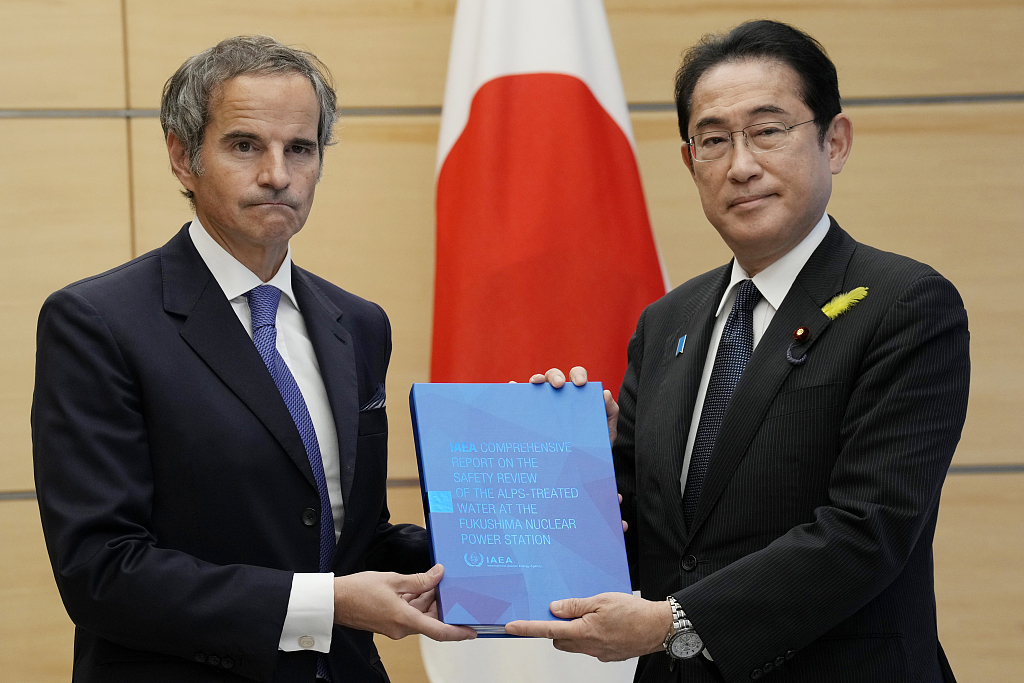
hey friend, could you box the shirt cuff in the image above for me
[279,573,335,652]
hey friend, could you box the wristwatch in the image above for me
[662,596,704,660]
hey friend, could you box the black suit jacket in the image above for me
[32,226,429,683]
[614,220,969,683]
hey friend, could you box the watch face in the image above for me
[669,631,703,659]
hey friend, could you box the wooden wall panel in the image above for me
[0,120,132,492]
[607,1,1024,102]
[122,1,1023,111]
[0,0,125,109]
[130,116,195,254]
[123,0,456,109]
[0,500,74,683]
[934,474,1024,681]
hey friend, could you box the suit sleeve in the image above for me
[32,289,291,682]
[673,274,970,682]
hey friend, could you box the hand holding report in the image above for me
[528,366,620,444]
[505,591,672,661]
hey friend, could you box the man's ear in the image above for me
[166,131,197,193]
[681,143,696,177]
[826,113,853,175]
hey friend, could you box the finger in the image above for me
[618,493,623,504]
[408,588,435,612]
[549,597,591,619]
[505,619,572,639]
[623,520,628,533]
[568,366,588,386]
[604,390,619,419]
[544,368,566,388]
[604,389,619,443]
[529,374,547,384]
[412,611,477,641]
[392,564,444,595]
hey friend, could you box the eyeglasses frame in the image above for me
[687,119,817,163]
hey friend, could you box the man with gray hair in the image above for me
[32,35,474,683]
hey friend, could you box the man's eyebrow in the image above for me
[288,136,319,149]
[692,116,727,132]
[221,131,263,144]
[692,105,792,133]
[749,104,788,117]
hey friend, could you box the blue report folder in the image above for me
[410,382,632,635]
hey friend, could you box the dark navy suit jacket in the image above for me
[32,226,429,682]
[615,220,968,683]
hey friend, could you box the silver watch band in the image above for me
[662,596,686,651]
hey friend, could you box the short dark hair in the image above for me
[674,20,841,147]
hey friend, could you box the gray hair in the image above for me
[160,35,338,203]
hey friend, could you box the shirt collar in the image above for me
[715,212,831,317]
[188,216,299,310]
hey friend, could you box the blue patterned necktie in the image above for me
[245,285,334,680]
[682,279,762,529]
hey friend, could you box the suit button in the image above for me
[682,555,697,571]
[302,508,318,526]
[775,656,785,667]
[221,658,234,669]
[208,655,220,666]
[750,669,763,680]
[786,650,796,660]
[762,662,774,673]
[194,652,207,663]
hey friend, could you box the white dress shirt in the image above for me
[188,219,339,653]
[679,212,831,496]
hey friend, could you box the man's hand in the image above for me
[529,367,619,444]
[334,564,477,641]
[505,592,671,662]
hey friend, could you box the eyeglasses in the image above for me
[687,120,816,162]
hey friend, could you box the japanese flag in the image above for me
[430,0,666,396]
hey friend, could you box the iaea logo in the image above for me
[464,552,484,567]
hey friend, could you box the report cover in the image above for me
[410,382,632,635]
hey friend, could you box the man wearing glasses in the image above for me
[508,20,968,683]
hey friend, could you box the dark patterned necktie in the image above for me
[682,279,762,529]
[245,285,334,680]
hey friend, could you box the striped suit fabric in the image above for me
[614,219,969,683]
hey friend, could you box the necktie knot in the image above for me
[734,279,762,313]
[246,285,281,329]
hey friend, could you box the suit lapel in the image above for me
[161,227,318,489]
[689,220,857,535]
[292,269,359,511]
[657,266,729,538]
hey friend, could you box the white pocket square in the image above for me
[360,383,386,411]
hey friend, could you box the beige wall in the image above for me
[2,1,1022,681]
